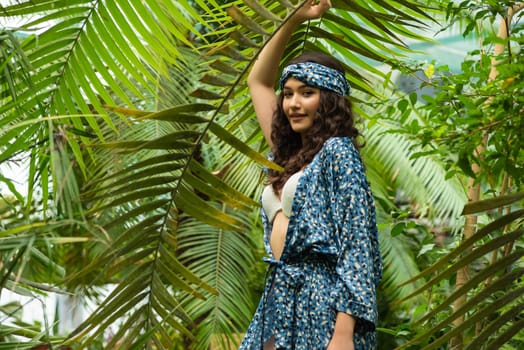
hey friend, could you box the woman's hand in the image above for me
[289,0,332,25]
[327,334,354,350]
[327,312,355,350]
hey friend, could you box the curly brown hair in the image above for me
[268,52,361,192]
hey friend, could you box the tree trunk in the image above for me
[450,3,523,348]
[451,156,481,349]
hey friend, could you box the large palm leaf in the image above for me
[0,0,457,348]
[175,210,260,350]
[396,192,524,350]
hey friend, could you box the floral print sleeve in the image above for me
[323,138,383,331]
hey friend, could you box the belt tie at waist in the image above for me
[263,257,305,288]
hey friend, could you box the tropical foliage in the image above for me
[1,0,521,349]
[381,1,524,349]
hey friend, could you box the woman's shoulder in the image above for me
[317,136,365,172]
[320,136,358,155]
[318,137,368,185]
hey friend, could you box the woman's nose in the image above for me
[289,94,300,108]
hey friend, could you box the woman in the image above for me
[240,1,382,349]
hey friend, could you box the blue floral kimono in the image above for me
[239,137,383,350]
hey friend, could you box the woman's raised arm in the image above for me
[247,0,331,147]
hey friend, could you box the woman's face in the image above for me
[282,78,320,136]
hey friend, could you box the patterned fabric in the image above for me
[279,62,351,96]
[240,137,382,350]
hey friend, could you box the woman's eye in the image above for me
[303,90,314,96]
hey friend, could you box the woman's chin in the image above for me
[290,123,311,134]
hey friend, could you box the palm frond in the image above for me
[364,121,467,222]
[396,193,524,349]
[62,102,268,346]
[0,0,208,202]
[175,210,259,350]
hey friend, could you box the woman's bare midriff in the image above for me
[270,211,290,260]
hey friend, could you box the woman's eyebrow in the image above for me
[283,84,312,90]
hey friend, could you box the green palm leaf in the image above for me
[396,194,524,349]
[175,211,259,350]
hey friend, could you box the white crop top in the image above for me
[261,171,303,223]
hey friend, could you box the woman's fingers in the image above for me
[308,0,331,16]
[317,0,332,13]
[295,0,331,21]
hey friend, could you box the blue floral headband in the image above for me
[279,62,351,96]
